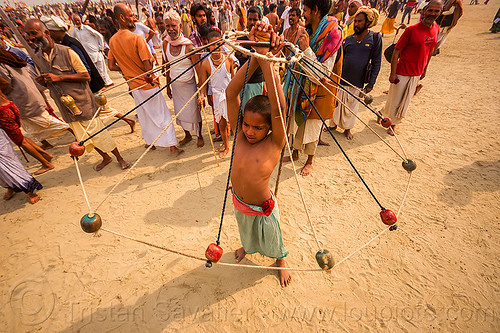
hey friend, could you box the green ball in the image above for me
[315,249,334,270]
[80,213,102,233]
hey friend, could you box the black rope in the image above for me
[291,48,383,120]
[215,55,252,246]
[79,42,225,145]
[288,66,385,210]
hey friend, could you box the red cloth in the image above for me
[395,22,439,77]
[0,102,24,146]
[230,187,275,217]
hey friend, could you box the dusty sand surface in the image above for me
[1,3,499,332]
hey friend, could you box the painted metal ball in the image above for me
[80,213,102,233]
[381,117,392,128]
[315,249,334,270]
[69,142,85,157]
[94,94,107,106]
[380,209,397,226]
[364,94,374,105]
[402,159,417,172]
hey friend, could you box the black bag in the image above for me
[364,31,380,84]
[384,27,402,63]
[436,14,454,27]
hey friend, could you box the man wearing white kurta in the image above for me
[71,14,114,86]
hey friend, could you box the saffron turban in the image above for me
[355,6,380,28]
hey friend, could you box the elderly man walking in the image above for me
[382,0,443,135]
[163,10,204,148]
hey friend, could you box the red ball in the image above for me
[381,118,392,128]
[380,209,397,226]
[144,74,154,84]
[69,142,85,157]
[205,243,223,263]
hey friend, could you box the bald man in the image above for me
[24,19,130,171]
[108,4,182,153]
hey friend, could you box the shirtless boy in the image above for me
[226,23,291,287]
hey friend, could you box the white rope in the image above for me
[73,157,93,214]
[200,105,220,167]
[102,38,224,93]
[92,51,235,213]
[334,172,413,268]
[223,31,303,64]
[269,63,323,251]
[296,63,408,162]
[78,106,101,143]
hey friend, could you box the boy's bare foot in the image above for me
[95,155,112,171]
[197,136,205,148]
[276,258,291,287]
[118,159,130,169]
[126,119,136,133]
[144,144,156,150]
[26,192,40,204]
[300,162,312,176]
[323,125,337,132]
[179,134,192,146]
[344,129,353,140]
[34,163,55,175]
[3,188,14,200]
[216,144,226,152]
[213,135,223,142]
[235,247,246,263]
[40,141,53,150]
[169,146,184,155]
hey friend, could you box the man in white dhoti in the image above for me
[72,14,114,87]
[382,1,442,135]
[163,10,204,147]
[108,4,182,154]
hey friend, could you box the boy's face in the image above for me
[242,112,270,144]
[207,36,221,50]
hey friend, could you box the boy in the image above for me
[199,30,234,158]
[226,23,291,287]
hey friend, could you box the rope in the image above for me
[334,172,413,268]
[105,82,149,104]
[223,32,303,64]
[91,49,233,213]
[215,55,251,246]
[270,66,323,251]
[101,228,206,261]
[102,38,224,93]
[200,105,220,167]
[288,67,385,210]
[73,157,93,214]
[299,54,383,120]
[299,56,413,169]
[80,42,225,145]
[295,63,407,162]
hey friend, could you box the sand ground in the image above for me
[1,3,499,332]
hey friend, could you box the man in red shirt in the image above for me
[382,0,442,135]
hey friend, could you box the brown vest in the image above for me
[37,43,97,123]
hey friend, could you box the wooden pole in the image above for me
[0,7,48,72]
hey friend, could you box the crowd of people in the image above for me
[0,0,469,286]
